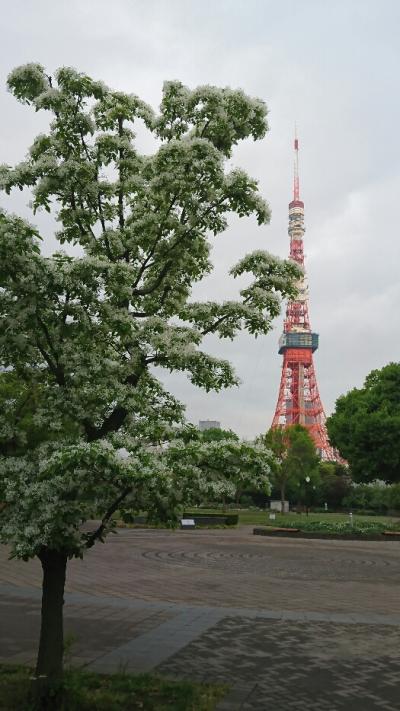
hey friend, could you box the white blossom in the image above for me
[0,65,298,560]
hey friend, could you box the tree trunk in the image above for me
[280,483,285,514]
[32,548,68,707]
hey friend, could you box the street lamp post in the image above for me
[305,476,311,516]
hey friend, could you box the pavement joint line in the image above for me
[2,583,400,627]
[215,682,259,711]
[87,608,226,673]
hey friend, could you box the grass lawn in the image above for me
[116,509,400,532]
[0,665,226,711]
[189,508,400,528]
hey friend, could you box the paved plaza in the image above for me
[1,527,400,709]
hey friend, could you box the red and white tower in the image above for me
[272,135,337,460]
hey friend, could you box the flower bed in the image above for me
[273,519,398,535]
[254,518,400,540]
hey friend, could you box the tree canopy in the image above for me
[177,424,239,444]
[0,64,300,557]
[171,425,271,503]
[0,64,299,685]
[317,461,351,509]
[326,363,400,483]
[260,425,319,509]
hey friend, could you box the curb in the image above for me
[253,527,400,541]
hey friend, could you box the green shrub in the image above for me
[342,481,400,513]
[239,494,254,508]
[384,483,400,511]
[273,519,399,535]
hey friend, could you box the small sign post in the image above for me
[181,518,196,530]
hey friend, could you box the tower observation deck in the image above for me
[271,135,337,461]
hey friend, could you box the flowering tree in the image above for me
[168,426,272,505]
[0,63,300,696]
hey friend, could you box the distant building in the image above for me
[199,420,221,431]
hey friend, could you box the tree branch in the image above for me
[35,313,65,385]
[79,128,92,162]
[61,290,71,326]
[201,295,251,337]
[35,340,63,385]
[145,353,167,365]
[132,194,178,288]
[83,369,144,441]
[117,116,125,232]
[133,174,223,298]
[200,119,211,138]
[70,191,98,251]
[132,259,173,296]
[84,485,133,548]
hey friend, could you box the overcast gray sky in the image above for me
[1,0,399,437]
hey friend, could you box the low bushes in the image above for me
[267,518,400,535]
[343,482,400,513]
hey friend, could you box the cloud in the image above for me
[1,0,399,437]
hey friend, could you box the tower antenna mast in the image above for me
[293,125,300,202]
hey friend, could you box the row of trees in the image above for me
[171,415,400,515]
[202,359,400,511]
[249,359,400,508]
[255,362,400,511]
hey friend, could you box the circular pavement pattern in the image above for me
[140,545,400,582]
[2,528,400,613]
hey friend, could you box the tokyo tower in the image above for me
[271,135,337,461]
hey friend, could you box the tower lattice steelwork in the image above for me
[272,135,337,460]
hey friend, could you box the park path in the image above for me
[1,527,400,709]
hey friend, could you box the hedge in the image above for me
[183,512,239,526]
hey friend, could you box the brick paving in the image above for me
[159,617,400,710]
[1,527,400,709]
[2,527,400,613]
